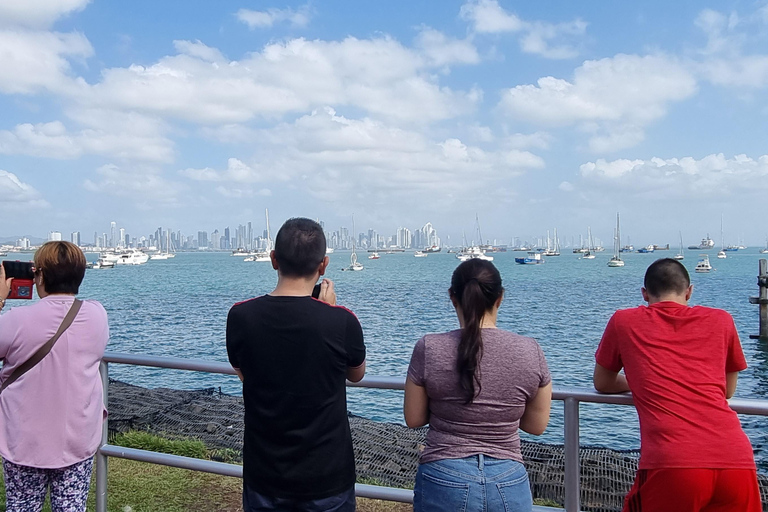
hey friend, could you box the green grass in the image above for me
[111,431,208,459]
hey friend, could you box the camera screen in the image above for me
[16,286,32,298]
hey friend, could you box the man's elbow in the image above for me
[346,361,366,383]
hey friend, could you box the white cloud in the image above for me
[415,28,480,67]
[578,153,768,198]
[499,54,697,152]
[0,170,49,208]
[236,5,312,29]
[180,108,544,211]
[82,36,480,125]
[558,181,574,192]
[0,119,174,162]
[460,0,586,59]
[215,186,272,198]
[506,132,551,150]
[0,0,90,29]
[0,30,92,94]
[84,164,184,205]
[460,0,525,33]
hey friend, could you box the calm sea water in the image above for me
[69,249,768,468]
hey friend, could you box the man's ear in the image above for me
[318,256,330,276]
[641,287,649,303]
[685,284,693,301]
[270,250,278,270]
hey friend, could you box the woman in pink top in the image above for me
[404,259,552,512]
[0,241,108,512]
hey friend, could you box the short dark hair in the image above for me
[34,241,87,294]
[644,258,690,297]
[273,218,326,277]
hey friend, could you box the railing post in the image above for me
[564,397,580,512]
[95,361,109,512]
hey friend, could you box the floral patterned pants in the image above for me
[2,457,93,512]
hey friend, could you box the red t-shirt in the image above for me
[595,301,755,470]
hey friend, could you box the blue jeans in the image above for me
[414,455,532,512]
[243,484,355,512]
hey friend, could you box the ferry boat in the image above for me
[115,249,149,265]
[694,254,712,273]
[515,252,544,265]
[688,235,715,250]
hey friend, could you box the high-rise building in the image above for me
[16,237,30,249]
[397,227,412,248]
[211,229,221,250]
[198,231,208,249]
[110,222,116,248]
[118,228,126,248]
[223,227,231,250]
[48,231,62,241]
[71,231,81,246]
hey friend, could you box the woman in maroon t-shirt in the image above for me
[404,259,552,512]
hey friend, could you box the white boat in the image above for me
[414,251,427,258]
[90,259,114,269]
[231,249,251,256]
[582,228,596,259]
[368,252,380,260]
[716,216,727,259]
[115,249,149,265]
[325,248,334,254]
[456,246,493,261]
[246,209,273,262]
[607,214,625,267]
[674,232,685,260]
[515,251,544,265]
[688,235,715,250]
[343,215,364,271]
[542,229,560,256]
[695,254,712,273]
[761,238,768,254]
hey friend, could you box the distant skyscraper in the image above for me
[71,231,81,246]
[211,229,221,250]
[223,227,231,250]
[110,222,116,248]
[48,231,62,241]
[198,231,208,249]
[119,228,126,248]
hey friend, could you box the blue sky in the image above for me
[1,0,767,247]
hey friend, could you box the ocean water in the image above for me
[69,249,768,467]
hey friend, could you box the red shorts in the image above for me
[623,468,761,512]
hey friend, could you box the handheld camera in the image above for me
[312,283,321,299]
[2,260,35,300]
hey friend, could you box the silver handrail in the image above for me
[95,352,768,512]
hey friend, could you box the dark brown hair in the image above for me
[34,241,87,294]
[450,259,504,404]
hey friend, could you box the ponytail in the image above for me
[450,260,503,404]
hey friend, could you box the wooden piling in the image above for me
[750,259,768,341]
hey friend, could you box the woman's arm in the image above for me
[519,381,552,436]
[404,377,429,428]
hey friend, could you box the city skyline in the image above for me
[2,2,768,243]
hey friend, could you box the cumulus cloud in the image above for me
[0,170,49,208]
[693,7,768,88]
[180,108,544,211]
[0,118,174,162]
[0,0,90,29]
[415,27,480,67]
[460,0,586,59]
[0,30,92,94]
[236,5,312,29]
[84,164,184,205]
[579,153,768,198]
[81,36,480,125]
[499,54,697,152]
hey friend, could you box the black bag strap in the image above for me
[0,299,82,394]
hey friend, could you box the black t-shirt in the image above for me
[226,295,366,499]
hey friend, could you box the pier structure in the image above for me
[750,259,768,341]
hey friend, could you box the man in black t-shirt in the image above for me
[227,218,366,512]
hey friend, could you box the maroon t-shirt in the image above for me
[407,329,551,464]
[595,302,754,470]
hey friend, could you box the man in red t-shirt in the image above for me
[594,258,760,512]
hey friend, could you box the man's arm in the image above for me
[593,363,630,394]
[726,371,739,399]
[346,360,365,383]
[233,368,244,382]
[404,377,429,428]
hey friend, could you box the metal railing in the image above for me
[95,352,768,512]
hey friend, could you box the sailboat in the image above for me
[542,229,560,256]
[245,209,272,262]
[674,232,684,260]
[716,215,727,259]
[582,227,596,259]
[761,237,768,254]
[343,215,364,271]
[150,229,176,260]
[607,214,624,267]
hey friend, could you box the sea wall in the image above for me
[107,380,768,512]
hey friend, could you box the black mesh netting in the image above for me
[108,380,768,511]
